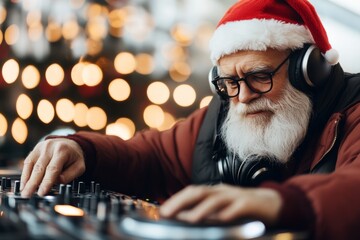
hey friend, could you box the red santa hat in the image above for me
[209,0,339,65]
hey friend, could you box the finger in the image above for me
[220,188,282,224]
[217,199,250,222]
[37,157,64,196]
[160,186,210,217]
[37,147,85,196]
[175,195,230,223]
[59,160,85,184]
[21,153,52,197]
[20,150,39,191]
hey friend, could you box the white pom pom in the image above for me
[324,49,339,65]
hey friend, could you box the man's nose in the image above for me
[236,81,261,104]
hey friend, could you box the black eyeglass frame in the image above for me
[211,54,291,99]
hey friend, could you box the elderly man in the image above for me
[20,0,360,239]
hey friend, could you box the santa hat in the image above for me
[209,0,339,65]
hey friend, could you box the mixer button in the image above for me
[14,180,20,195]
[1,177,7,190]
[95,183,101,195]
[77,181,86,194]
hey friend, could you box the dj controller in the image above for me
[0,172,309,240]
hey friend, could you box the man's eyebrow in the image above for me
[244,63,272,72]
[219,62,273,76]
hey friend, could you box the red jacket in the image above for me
[67,97,360,239]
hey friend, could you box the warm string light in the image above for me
[0,0,229,146]
[0,113,7,137]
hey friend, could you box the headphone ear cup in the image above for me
[288,46,309,92]
[208,66,229,100]
[218,153,284,186]
[237,156,266,186]
[288,44,332,93]
[238,155,283,187]
[219,154,233,183]
[208,66,218,95]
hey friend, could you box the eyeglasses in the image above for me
[211,55,291,99]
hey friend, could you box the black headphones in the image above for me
[217,153,284,187]
[288,44,333,93]
[209,44,333,95]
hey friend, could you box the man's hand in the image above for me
[160,184,282,225]
[20,138,86,198]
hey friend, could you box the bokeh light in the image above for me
[16,94,33,120]
[46,63,65,86]
[114,52,136,75]
[106,117,136,140]
[56,99,75,123]
[71,62,86,86]
[108,8,126,38]
[143,105,165,128]
[37,99,55,124]
[63,19,80,40]
[147,81,170,105]
[2,59,20,84]
[28,22,43,42]
[199,96,213,108]
[87,14,107,41]
[173,84,196,107]
[0,113,8,137]
[11,118,28,144]
[4,24,19,45]
[86,107,107,130]
[26,10,41,28]
[82,63,103,86]
[46,21,62,42]
[73,103,89,127]
[169,61,192,82]
[22,65,41,89]
[108,78,131,101]
[0,5,6,25]
[116,118,136,137]
[135,53,155,75]
[171,23,193,46]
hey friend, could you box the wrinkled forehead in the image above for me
[218,49,290,68]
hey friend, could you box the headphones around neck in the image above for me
[217,153,284,187]
[209,44,333,96]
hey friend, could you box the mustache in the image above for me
[233,98,277,115]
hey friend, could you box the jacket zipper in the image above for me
[311,119,340,171]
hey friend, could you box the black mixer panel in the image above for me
[0,175,308,240]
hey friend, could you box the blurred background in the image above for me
[0,0,359,170]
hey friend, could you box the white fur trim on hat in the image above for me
[324,49,339,65]
[209,19,314,64]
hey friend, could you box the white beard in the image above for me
[220,82,312,163]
